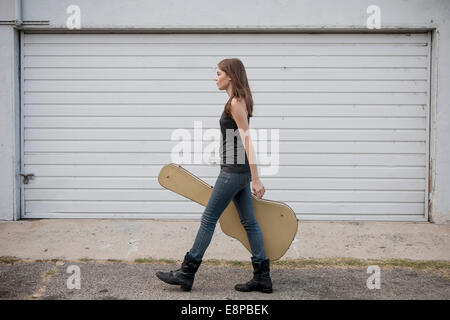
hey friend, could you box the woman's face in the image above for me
[215,68,231,90]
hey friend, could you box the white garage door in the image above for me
[21,32,430,221]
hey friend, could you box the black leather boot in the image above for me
[156,252,202,291]
[235,257,273,293]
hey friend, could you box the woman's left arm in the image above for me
[230,98,266,199]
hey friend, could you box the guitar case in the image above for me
[158,163,299,261]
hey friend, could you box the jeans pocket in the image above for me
[220,171,231,184]
[239,172,250,187]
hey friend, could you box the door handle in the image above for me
[20,173,34,184]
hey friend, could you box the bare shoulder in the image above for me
[231,96,245,105]
[230,97,247,116]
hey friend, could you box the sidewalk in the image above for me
[0,219,449,262]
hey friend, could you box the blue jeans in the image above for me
[188,169,267,264]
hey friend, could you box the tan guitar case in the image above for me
[158,163,299,261]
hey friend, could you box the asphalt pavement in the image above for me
[0,259,449,300]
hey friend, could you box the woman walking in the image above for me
[156,58,272,293]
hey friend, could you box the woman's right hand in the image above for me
[251,177,266,199]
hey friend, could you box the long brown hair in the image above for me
[217,58,253,118]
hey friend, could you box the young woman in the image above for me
[156,58,272,293]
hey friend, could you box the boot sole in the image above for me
[156,272,193,291]
[156,272,178,285]
[181,285,192,291]
[234,286,273,293]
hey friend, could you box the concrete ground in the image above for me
[0,219,449,300]
[0,219,449,262]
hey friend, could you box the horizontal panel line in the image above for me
[22,164,427,168]
[23,104,428,106]
[24,176,426,179]
[23,67,428,70]
[24,54,429,57]
[22,213,426,217]
[292,213,426,216]
[26,127,426,131]
[23,200,425,203]
[24,42,429,45]
[24,91,428,94]
[23,214,426,218]
[22,212,197,214]
[22,212,197,215]
[24,79,428,82]
[24,188,426,191]
[23,115,428,119]
[23,120,429,124]
[23,103,428,106]
[23,139,427,142]
[24,152,427,155]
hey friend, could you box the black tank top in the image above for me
[219,110,251,173]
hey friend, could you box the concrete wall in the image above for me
[0,0,21,221]
[1,0,449,223]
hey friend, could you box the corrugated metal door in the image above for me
[21,32,430,221]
